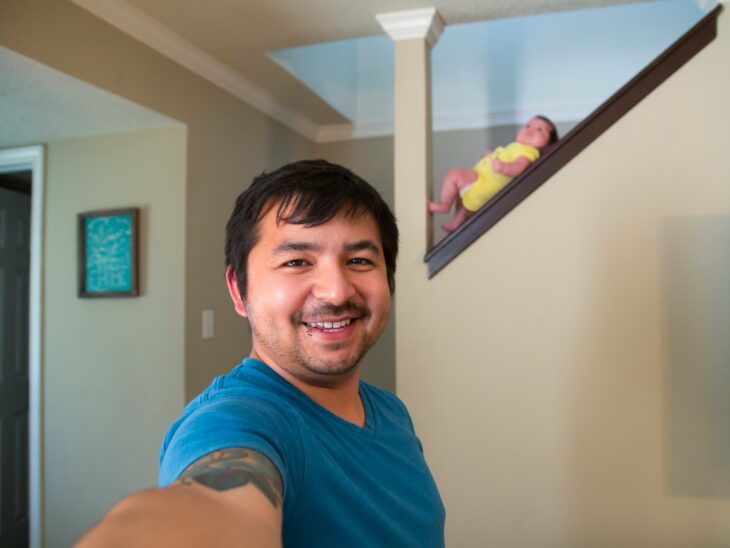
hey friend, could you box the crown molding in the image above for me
[316,121,394,143]
[315,103,590,143]
[376,8,445,48]
[431,103,593,133]
[70,0,320,141]
[69,1,597,144]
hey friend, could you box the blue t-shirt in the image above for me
[159,358,445,547]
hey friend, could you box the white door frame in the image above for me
[0,145,45,548]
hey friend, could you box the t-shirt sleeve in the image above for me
[158,395,303,501]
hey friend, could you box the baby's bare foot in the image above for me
[428,201,450,213]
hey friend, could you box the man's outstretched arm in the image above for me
[76,448,283,548]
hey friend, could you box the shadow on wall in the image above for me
[661,214,730,499]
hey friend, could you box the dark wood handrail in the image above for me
[425,5,722,278]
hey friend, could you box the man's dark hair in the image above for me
[225,159,399,300]
[535,115,559,145]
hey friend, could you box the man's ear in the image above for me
[226,267,247,317]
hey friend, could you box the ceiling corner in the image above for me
[70,0,321,142]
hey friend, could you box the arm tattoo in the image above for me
[178,448,283,509]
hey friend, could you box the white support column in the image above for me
[377,8,443,393]
[377,8,443,254]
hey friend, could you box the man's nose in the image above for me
[311,264,356,304]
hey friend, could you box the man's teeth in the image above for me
[306,319,352,329]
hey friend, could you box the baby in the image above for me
[429,116,558,232]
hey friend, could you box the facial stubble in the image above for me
[246,303,382,386]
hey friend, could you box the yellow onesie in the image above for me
[461,142,540,212]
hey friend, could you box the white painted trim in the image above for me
[65,0,593,145]
[431,103,592,132]
[0,145,45,548]
[316,122,394,143]
[376,8,444,48]
[70,0,320,141]
[315,103,590,142]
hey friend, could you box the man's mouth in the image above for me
[304,318,353,332]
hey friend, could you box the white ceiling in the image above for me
[0,45,181,148]
[270,0,707,140]
[117,0,648,75]
[69,0,656,141]
[2,0,714,147]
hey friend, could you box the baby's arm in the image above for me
[492,156,533,177]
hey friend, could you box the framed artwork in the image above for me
[78,208,139,298]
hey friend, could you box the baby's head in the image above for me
[516,116,558,151]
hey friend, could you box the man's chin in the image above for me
[297,358,361,385]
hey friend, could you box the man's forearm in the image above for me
[76,483,282,548]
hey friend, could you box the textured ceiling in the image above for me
[267,0,705,134]
[120,0,644,126]
[0,46,181,148]
[125,0,644,48]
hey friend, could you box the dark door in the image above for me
[0,179,31,548]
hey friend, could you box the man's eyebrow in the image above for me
[344,240,380,254]
[272,241,321,255]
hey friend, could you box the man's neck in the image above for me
[250,352,365,427]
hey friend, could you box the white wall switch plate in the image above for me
[202,309,214,339]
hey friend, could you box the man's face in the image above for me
[227,203,391,387]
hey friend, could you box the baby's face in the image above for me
[516,118,553,150]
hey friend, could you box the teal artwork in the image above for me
[79,208,139,297]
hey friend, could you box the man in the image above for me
[78,160,445,547]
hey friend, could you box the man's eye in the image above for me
[349,258,373,266]
[283,259,308,267]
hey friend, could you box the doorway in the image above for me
[0,171,31,547]
[0,147,44,548]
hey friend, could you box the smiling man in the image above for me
[77,160,445,547]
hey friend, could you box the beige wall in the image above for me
[0,1,314,545]
[43,128,186,546]
[396,12,730,548]
[0,0,315,403]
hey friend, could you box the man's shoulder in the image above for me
[183,358,287,411]
[159,361,304,487]
[173,361,300,437]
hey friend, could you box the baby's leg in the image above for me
[442,202,474,233]
[429,169,478,213]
